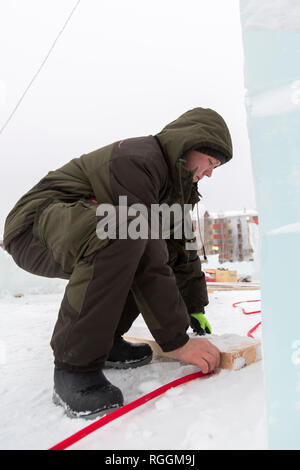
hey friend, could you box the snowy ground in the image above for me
[0,277,266,450]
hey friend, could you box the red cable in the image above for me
[232,299,261,338]
[232,299,261,309]
[48,370,213,450]
[247,321,262,339]
[49,299,261,449]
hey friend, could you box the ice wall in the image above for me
[240,0,300,450]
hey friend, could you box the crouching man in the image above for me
[3,107,232,418]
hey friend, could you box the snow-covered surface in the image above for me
[204,253,259,281]
[0,265,266,449]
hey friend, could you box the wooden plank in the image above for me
[219,343,260,370]
[124,335,261,371]
[207,282,260,292]
[205,269,238,283]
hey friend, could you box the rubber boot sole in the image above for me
[52,390,122,420]
[104,353,153,369]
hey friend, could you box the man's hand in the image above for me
[190,312,212,335]
[168,337,220,373]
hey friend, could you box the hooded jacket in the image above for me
[4,107,232,348]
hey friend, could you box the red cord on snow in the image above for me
[48,370,213,450]
[247,321,262,338]
[48,299,261,449]
[232,299,262,338]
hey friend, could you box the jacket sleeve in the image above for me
[166,238,209,314]
[108,144,191,352]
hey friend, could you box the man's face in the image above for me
[184,150,221,183]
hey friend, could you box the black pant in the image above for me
[9,226,141,371]
[8,200,189,370]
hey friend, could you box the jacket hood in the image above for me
[155,107,233,186]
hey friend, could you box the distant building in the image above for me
[193,210,258,263]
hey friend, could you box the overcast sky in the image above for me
[0,0,257,235]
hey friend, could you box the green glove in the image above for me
[190,313,212,336]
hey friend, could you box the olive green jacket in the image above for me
[4,107,232,321]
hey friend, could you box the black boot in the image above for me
[53,367,123,419]
[105,336,153,369]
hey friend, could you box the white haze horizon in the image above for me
[0,0,257,237]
